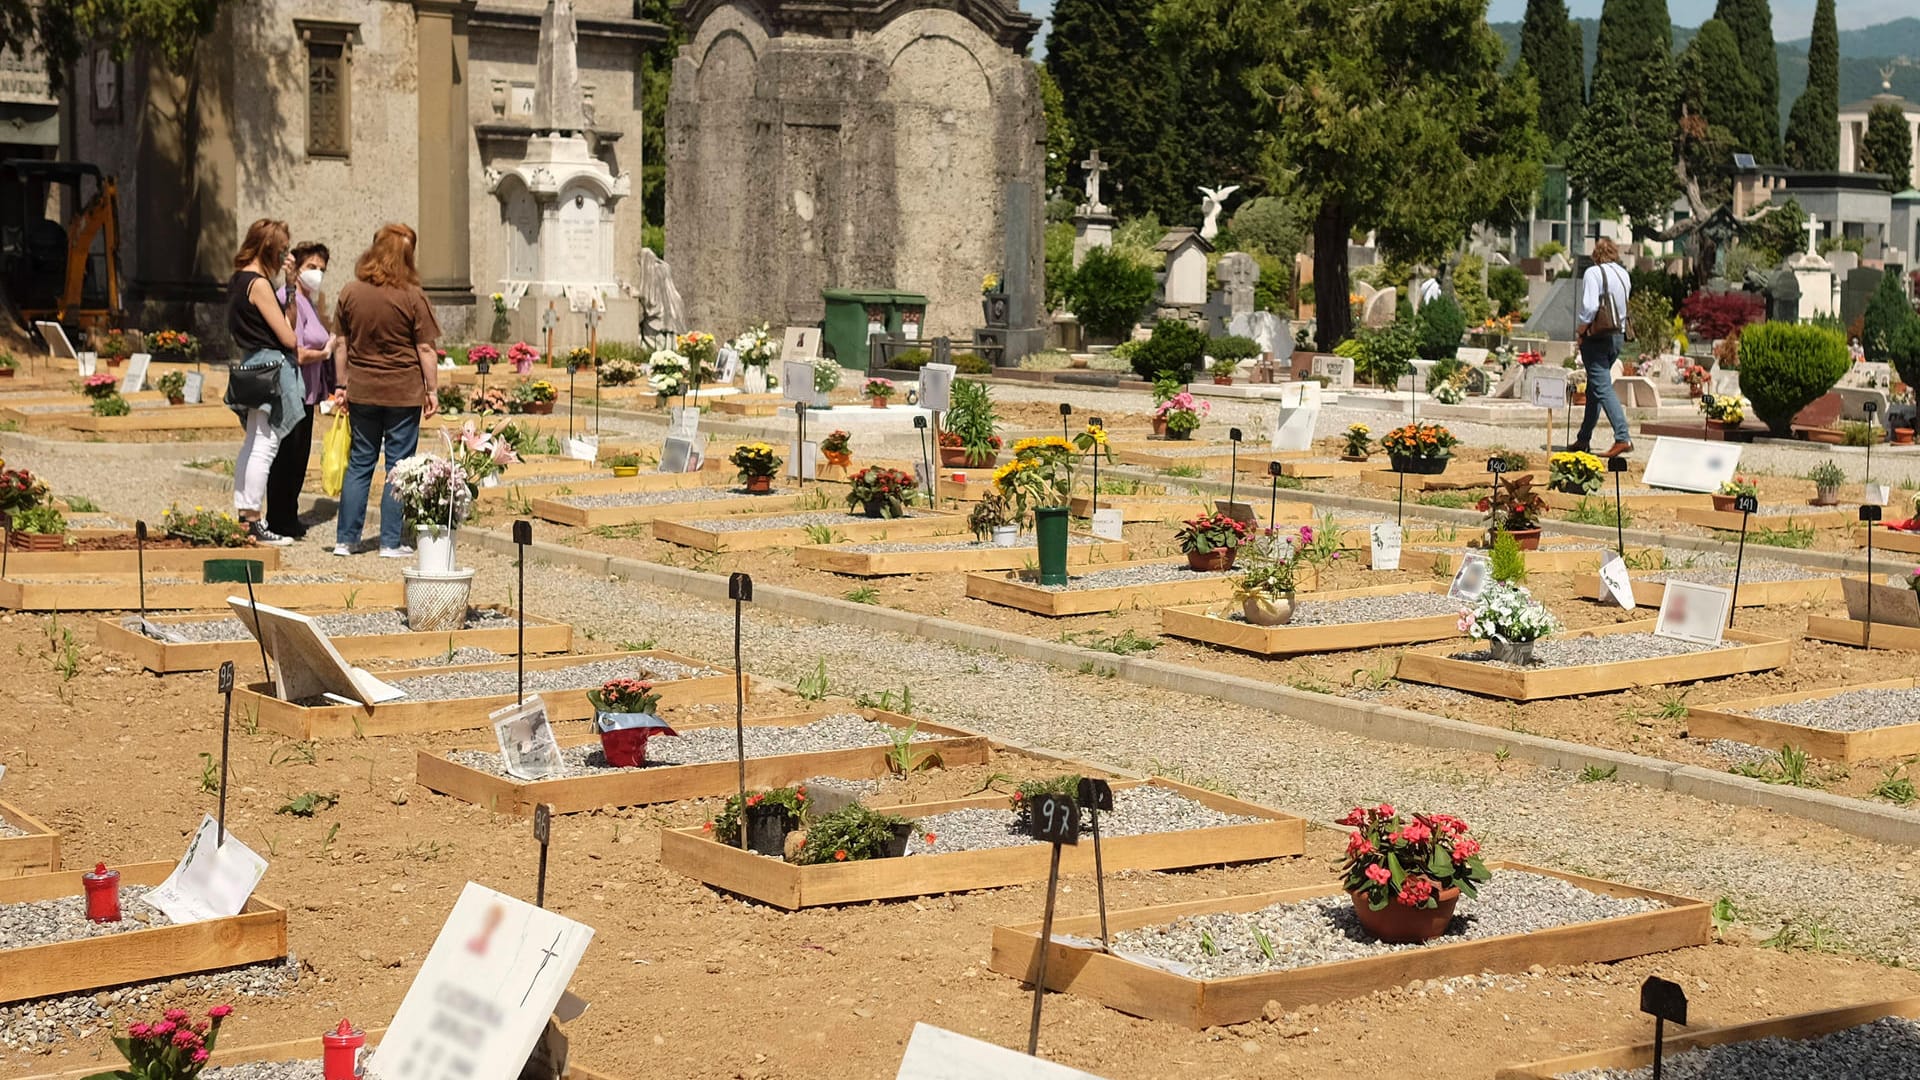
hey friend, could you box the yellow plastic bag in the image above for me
[320,413,350,498]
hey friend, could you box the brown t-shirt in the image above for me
[336,280,441,407]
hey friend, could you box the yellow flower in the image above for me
[1039,435,1072,450]
[1010,437,1041,455]
[1082,424,1108,445]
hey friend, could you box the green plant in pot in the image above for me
[1175,511,1252,571]
[1808,459,1846,506]
[0,352,16,377]
[1714,474,1758,512]
[1474,475,1547,549]
[1342,423,1371,460]
[1379,422,1457,474]
[1232,530,1300,625]
[1459,581,1559,665]
[155,370,188,404]
[846,466,917,518]
[605,451,645,478]
[795,801,918,863]
[1155,391,1209,441]
[969,489,1019,547]
[1337,804,1491,943]
[709,785,808,856]
[943,379,1002,466]
[8,504,67,551]
[727,442,783,493]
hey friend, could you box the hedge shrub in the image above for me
[1888,318,1920,391]
[1415,294,1466,360]
[1208,335,1262,362]
[1488,265,1528,316]
[1862,269,1917,363]
[1130,319,1208,381]
[1066,246,1155,342]
[1736,322,1849,435]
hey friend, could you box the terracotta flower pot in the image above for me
[1705,419,1735,431]
[0,368,13,379]
[1349,886,1461,944]
[1151,417,1168,438]
[1806,428,1845,445]
[1506,527,1542,550]
[1186,547,1236,572]
[1340,454,1369,462]
[1711,494,1738,512]
[1572,390,1588,406]
[1688,385,1704,399]
[938,447,970,468]
[1813,486,1840,506]
[1212,375,1234,385]
[869,396,888,409]
[823,450,853,468]
[8,531,66,552]
[167,395,185,406]
[524,401,554,414]
[1896,428,1915,446]
[745,475,775,494]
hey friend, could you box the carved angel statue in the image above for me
[1198,184,1240,241]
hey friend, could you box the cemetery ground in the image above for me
[9,391,1920,1078]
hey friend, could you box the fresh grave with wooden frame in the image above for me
[1395,619,1791,701]
[1571,568,1843,609]
[659,777,1306,910]
[989,863,1709,1030]
[238,649,741,740]
[1495,996,1920,1079]
[651,507,968,552]
[794,536,1131,577]
[1853,523,1920,555]
[0,861,288,1005]
[475,462,734,503]
[963,556,1289,617]
[0,799,59,877]
[1162,582,1462,657]
[1540,487,1709,512]
[0,574,403,613]
[11,1029,624,1080]
[1802,576,1920,649]
[1676,505,1853,532]
[1394,540,1656,576]
[1,536,284,576]
[416,708,990,816]
[55,404,237,432]
[1111,442,1246,470]
[93,605,574,674]
[1685,677,1920,762]
[1277,458,1370,480]
[528,488,804,528]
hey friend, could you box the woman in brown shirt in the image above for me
[330,223,441,556]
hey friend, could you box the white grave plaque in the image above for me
[667,405,700,443]
[1310,355,1354,388]
[918,363,957,413]
[1528,368,1568,410]
[1596,554,1635,609]
[34,320,75,359]
[1655,580,1730,645]
[1642,436,1742,494]
[787,440,818,480]
[1369,524,1402,571]
[120,352,151,394]
[1455,346,1490,365]
[1709,367,1741,397]
[228,599,404,704]
[1447,554,1493,603]
[1090,508,1124,540]
[491,697,563,781]
[714,345,739,383]
[145,814,269,925]
[782,327,820,362]
[182,371,205,404]
[896,1023,1110,1080]
[782,360,815,404]
[566,435,599,462]
[1865,483,1890,507]
[76,351,96,377]
[378,882,593,1080]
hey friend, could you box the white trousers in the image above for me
[233,407,282,513]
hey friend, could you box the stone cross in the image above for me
[584,303,601,330]
[533,0,587,134]
[1216,252,1259,317]
[540,304,559,332]
[1803,216,1821,255]
[1079,149,1108,213]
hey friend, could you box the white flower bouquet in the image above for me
[1458,581,1558,644]
[388,454,474,528]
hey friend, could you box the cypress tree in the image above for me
[1783,0,1839,171]
[1520,0,1584,151]
[1676,20,1766,158]
[1713,0,1779,160]
[1570,0,1676,223]
[1046,0,1178,219]
[1860,102,1915,193]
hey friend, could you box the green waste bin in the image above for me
[203,558,265,584]
[819,288,930,370]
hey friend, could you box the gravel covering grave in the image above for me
[1450,633,1718,669]
[0,888,168,950]
[1253,592,1462,628]
[843,536,1104,554]
[1039,562,1229,592]
[297,656,718,706]
[444,713,935,779]
[1558,1015,1920,1080]
[553,487,761,509]
[1644,550,1823,586]
[0,818,25,839]
[678,510,935,531]
[388,647,505,669]
[1109,870,1666,979]
[0,955,299,1052]
[201,1063,325,1080]
[124,609,514,643]
[901,785,1260,856]
[1746,687,1920,733]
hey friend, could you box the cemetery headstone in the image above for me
[781,327,819,362]
[33,320,76,359]
[146,814,269,924]
[182,371,205,404]
[1642,437,1741,493]
[1311,354,1354,388]
[1655,581,1730,646]
[120,353,152,394]
[1361,289,1396,328]
[1217,253,1259,318]
[228,598,404,704]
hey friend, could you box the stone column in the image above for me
[414,1,474,307]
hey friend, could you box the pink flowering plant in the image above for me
[1153,390,1210,437]
[1337,805,1491,911]
[87,1004,232,1080]
[82,373,119,399]
[467,344,501,366]
[506,342,541,371]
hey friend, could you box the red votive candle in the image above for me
[323,1018,365,1080]
[81,863,120,923]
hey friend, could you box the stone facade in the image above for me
[63,0,662,353]
[664,0,1044,361]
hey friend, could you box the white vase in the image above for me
[743,366,768,394]
[990,525,1019,548]
[1243,594,1295,626]
[415,525,456,574]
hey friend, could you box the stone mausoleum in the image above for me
[665,0,1047,362]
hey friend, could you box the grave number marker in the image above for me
[1728,495,1756,624]
[730,573,752,848]
[1030,793,1080,846]
[1026,791,1081,1056]
[533,804,552,909]
[1075,779,1114,948]
[1639,975,1688,1080]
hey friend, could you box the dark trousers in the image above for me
[336,403,422,551]
[264,402,316,536]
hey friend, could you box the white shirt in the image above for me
[1577,262,1629,331]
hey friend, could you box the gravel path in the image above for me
[1039,562,1229,592]
[445,712,933,779]
[125,609,513,643]
[1748,687,1920,734]
[553,487,759,509]
[1110,871,1666,979]
[1450,633,1717,670]
[0,889,167,950]
[1559,1015,1920,1079]
[903,785,1261,856]
[310,656,719,705]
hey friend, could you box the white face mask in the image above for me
[298,268,324,293]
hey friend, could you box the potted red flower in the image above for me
[1174,511,1251,571]
[586,678,676,767]
[94,1005,232,1079]
[707,785,809,856]
[1337,805,1491,943]
[1475,475,1547,549]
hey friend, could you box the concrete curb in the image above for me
[466,524,1920,849]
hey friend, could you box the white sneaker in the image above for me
[331,544,352,557]
[378,545,415,559]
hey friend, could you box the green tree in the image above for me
[1,0,224,87]
[1783,0,1839,171]
[1046,0,1178,218]
[1712,0,1779,160]
[1570,0,1677,225]
[1860,102,1914,194]
[1862,269,1917,363]
[1065,247,1156,342]
[1673,20,1759,208]
[1519,0,1584,152]
[1036,65,1072,196]
[1227,196,1309,262]
[1161,0,1543,351]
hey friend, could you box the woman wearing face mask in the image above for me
[224,218,306,547]
[263,242,341,539]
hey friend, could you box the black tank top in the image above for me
[227,270,283,355]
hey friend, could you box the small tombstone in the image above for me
[781,327,820,362]
[1217,252,1259,318]
[1361,289,1396,328]
[1311,354,1354,388]
[1655,580,1731,646]
[228,598,404,704]
[1642,436,1742,493]
[34,321,76,359]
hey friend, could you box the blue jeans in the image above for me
[1576,332,1630,446]
[336,404,421,550]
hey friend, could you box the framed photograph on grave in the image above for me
[1655,580,1730,646]
[782,327,820,362]
[491,696,563,781]
[1528,368,1568,410]
[120,352,151,395]
[182,371,205,404]
[787,440,818,480]
[1370,524,1402,572]
[658,437,698,475]
[1643,436,1741,493]
[781,360,815,404]
[918,363,956,413]
[1448,554,1493,603]
[667,405,700,442]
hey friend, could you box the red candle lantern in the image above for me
[81,863,120,923]
[323,1019,365,1080]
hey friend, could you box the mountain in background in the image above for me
[1490,16,1920,129]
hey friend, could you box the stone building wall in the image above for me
[665,0,1044,357]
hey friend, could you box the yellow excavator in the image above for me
[1,160,122,333]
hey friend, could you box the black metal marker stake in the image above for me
[1865,399,1879,490]
[1059,402,1071,442]
[729,572,753,850]
[241,564,271,682]
[1862,504,1882,650]
[1227,427,1241,507]
[534,803,552,909]
[514,520,532,704]
[1077,779,1114,948]
[1728,493,1757,626]
[1267,462,1282,533]
[1609,455,1629,557]
[913,415,933,509]
[794,402,807,489]
[1640,975,1688,1080]
[216,661,235,847]
[1025,792,1080,1056]
[135,520,148,626]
